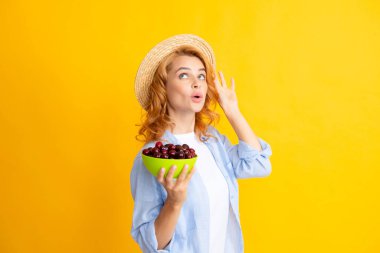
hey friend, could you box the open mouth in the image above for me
[191,93,203,103]
[191,92,203,99]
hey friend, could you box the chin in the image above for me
[192,105,205,113]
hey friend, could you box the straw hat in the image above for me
[134,34,216,109]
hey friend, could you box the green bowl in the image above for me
[142,154,197,179]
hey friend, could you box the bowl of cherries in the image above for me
[141,141,197,178]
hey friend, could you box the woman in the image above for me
[131,34,272,253]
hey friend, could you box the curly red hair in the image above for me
[136,45,219,143]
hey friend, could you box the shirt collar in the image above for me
[162,128,210,144]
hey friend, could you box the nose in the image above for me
[191,78,201,89]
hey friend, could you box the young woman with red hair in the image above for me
[131,34,272,253]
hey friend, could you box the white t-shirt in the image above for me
[174,132,229,253]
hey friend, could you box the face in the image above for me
[165,55,208,115]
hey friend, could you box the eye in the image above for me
[179,73,188,79]
[198,74,206,80]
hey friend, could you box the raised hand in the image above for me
[213,71,263,151]
[214,71,239,116]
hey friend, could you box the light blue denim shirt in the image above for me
[130,126,272,252]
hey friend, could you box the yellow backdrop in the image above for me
[1,0,379,252]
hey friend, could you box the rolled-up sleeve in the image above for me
[130,154,175,252]
[217,131,273,178]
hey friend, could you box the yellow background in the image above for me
[1,0,379,252]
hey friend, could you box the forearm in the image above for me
[225,109,262,152]
[154,201,182,250]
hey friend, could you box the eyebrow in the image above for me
[175,67,206,74]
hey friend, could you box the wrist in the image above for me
[224,106,241,119]
[165,198,184,210]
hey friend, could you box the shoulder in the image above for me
[204,126,226,143]
[206,125,218,135]
[205,125,221,138]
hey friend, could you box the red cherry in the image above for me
[177,151,185,159]
[155,141,163,149]
[143,142,197,159]
[142,149,150,155]
[168,150,176,158]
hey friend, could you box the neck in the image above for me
[168,110,196,134]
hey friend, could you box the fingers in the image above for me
[213,71,223,88]
[218,71,227,87]
[165,165,176,184]
[185,166,196,184]
[214,71,234,90]
[214,74,222,92]
[177,164,189,182]
[157,165,196,187]
[157,168,165,184]
[157,165,176,186]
